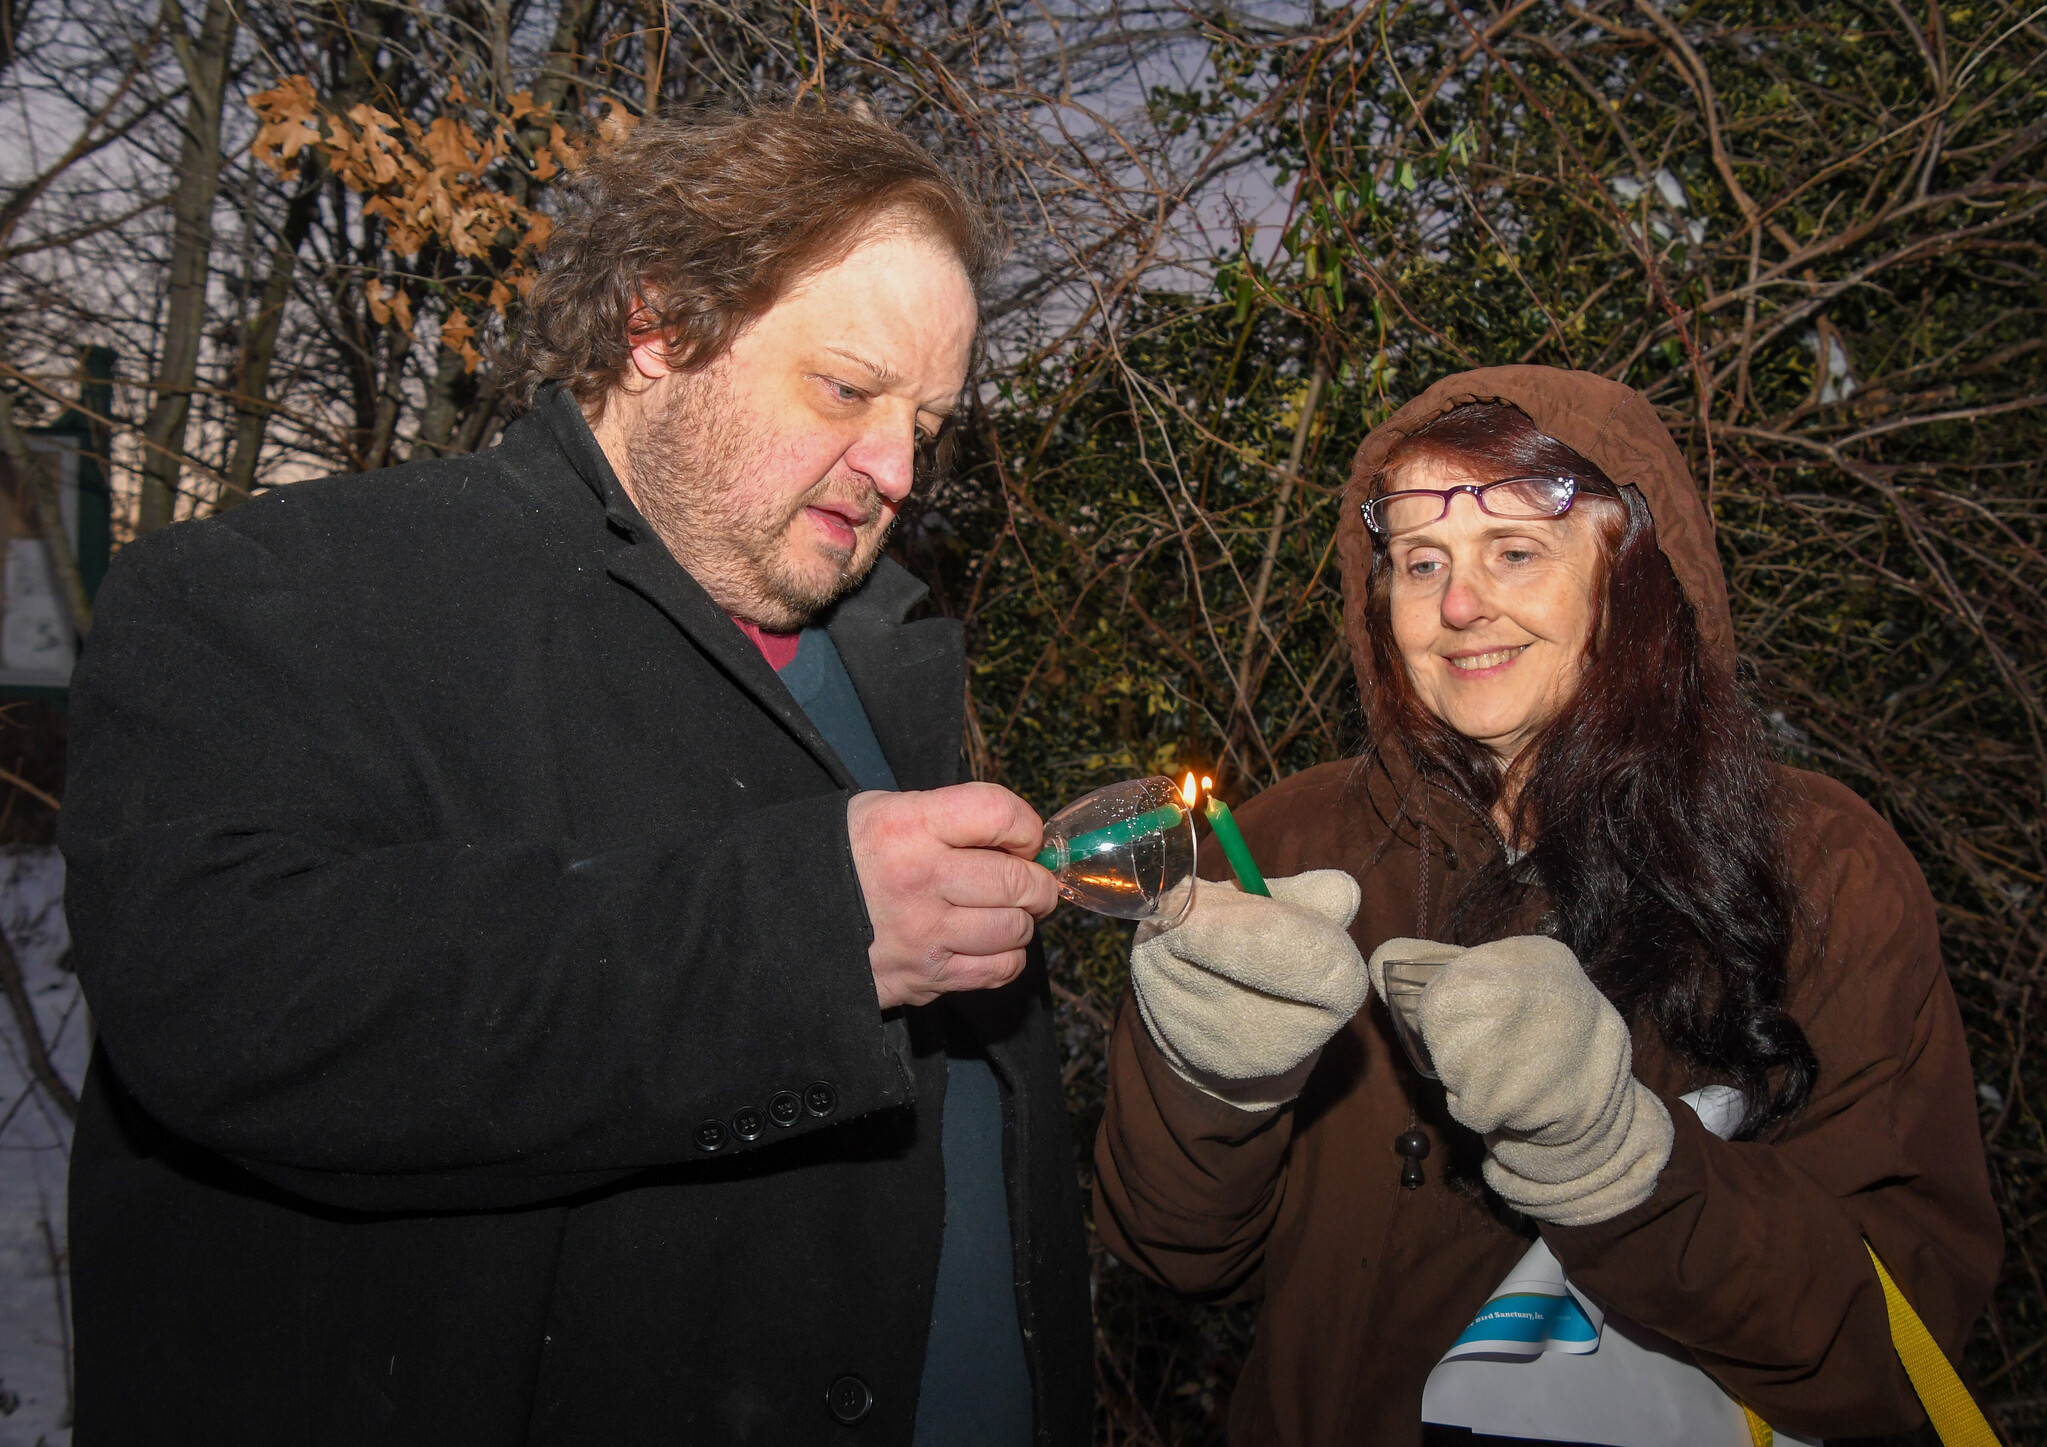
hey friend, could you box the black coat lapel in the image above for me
[535,390,859,790]
[827,560,966,793]
[602,547,859,792]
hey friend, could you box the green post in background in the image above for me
[45,344,115,604]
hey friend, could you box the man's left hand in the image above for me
[849,784,1059,1009]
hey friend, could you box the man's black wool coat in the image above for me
[58,391,1094,1446]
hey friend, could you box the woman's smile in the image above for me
[1444,644,1529,675]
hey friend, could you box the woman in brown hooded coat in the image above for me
[1093,367,2000,1445]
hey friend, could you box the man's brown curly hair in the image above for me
[499,100,1005,418]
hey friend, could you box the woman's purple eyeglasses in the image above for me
[1360,475,1610,536]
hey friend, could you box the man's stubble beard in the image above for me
[622,369,894,631]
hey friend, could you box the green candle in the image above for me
[1035,804,1185,871]
[1203,792,1270,896]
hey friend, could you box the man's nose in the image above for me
[845,419,918,506]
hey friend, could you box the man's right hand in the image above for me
[848,784,1059,1009]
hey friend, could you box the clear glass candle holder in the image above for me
[1035,776,1198,925]
[1380,959,1451,1080]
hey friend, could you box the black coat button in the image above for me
[730,1106,765,1142]
[693,1119,728,1153]
[803,1081,838,1118]
[827,1374,873,1425]
[768,1091,802,1127]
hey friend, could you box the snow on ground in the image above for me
[0,848,81,1447]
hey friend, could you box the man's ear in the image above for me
[627,338,673,381]
[625,300,674,381]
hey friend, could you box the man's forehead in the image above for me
[719,224,976,410]
[777,223,973,306]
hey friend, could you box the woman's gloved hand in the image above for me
[1369,934,1674,1227]
[1130,872,1369,1111]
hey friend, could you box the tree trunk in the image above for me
[503,0,599,207]
[452,381,506,456]
[411,342,475,460]
[535,0,600,112]
[219,162,321,511]
[364,325,412,471]
[136,0,237,535]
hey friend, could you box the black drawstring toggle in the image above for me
[1395,1127,1431,1189]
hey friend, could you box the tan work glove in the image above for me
[1131,871,1368,1111]
[1369,934,1674,1227]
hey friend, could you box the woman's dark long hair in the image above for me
[1362,403,1818,1139]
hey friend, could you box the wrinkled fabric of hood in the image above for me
[1337,366,1736,713]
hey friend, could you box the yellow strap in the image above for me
[1864,1242,2001,1447]
[1739,1245,1995,1447]
[1742,1403,1773,1446]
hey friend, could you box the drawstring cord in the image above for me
[1398,778,1436,1188]
[1416,802,1433,940]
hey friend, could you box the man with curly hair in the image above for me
[60,103,1091,1446]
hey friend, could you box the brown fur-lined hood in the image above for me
[1336,366,1736,704]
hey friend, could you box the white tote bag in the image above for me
[1420,1088,1821,1447]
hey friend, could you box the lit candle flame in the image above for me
[1202,775,1214,794]
[1180,771,1200,807]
